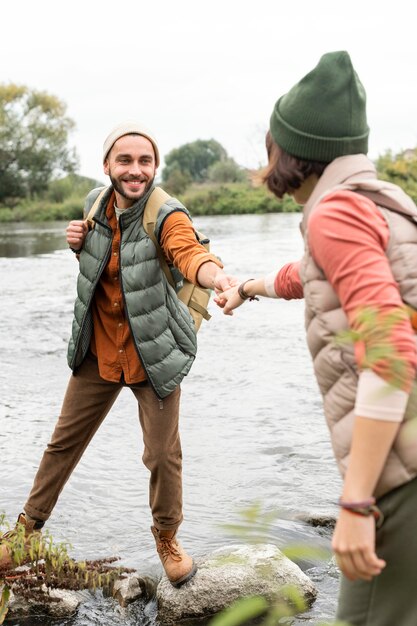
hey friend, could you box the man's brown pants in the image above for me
[24,353,183,531]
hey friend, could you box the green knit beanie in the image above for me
[269,51,369,162]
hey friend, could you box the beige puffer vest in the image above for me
[300,154,417,498]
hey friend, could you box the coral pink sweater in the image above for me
[274,191,417,405]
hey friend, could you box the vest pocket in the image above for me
[165,289,197,356]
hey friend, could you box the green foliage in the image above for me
[208,581,308,625]
[221,501,281,544]
[0,173,103,222]
[0,83,78,205]
[214,503,333,626]
[162,167,192,195]
[210,596,269,626]
[0,514,132,623]
[207,159,247,184]
[5,134,417,223]
[222,505,352,626]
[0,178,298,221]
[220,500,329,567]
[376,148,417,204]
[0,197,81,222]
[162,139,228,184]
[209,586,348,626]
[282,543,329,563]
[46,173,102,204]
[0,587,9,625]
[334,306,411,389]
[179,182,298,215]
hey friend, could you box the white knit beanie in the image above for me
[102,121,160,167]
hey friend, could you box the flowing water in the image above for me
[0,214,342,625]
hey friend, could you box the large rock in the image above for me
[157,543,317,625]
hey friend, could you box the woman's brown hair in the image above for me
[257,131,329,198]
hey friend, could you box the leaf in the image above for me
[282,543,330,562]
[209,596,268,626]
[0,586,10,625]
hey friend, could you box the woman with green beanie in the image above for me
[217,51,417,625]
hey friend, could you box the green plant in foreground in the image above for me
[211,503,340,626]
[334,306,411,390]
[210,592,353,626]
[221,501,328,562]
[209,591,305,626]
[209,589,351,626]
[0,514,133,624]
[0,587,10,625]
[220,501,282,544]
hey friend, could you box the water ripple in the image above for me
[0,216,341,625]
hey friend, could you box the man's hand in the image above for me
[212,273,239,313]
[213,271,239,293]
[332,509,386,581]
[196,262,238,293]
[66,220,89,252]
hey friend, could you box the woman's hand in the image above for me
[214,285,244,315]
[216,277,266,315]
[332,509,386,581]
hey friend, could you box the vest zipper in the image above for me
[72,227,112,368]
[118,218,163,401]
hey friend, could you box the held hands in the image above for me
[66,219,89,252]
[212,269,240,315]
[214,285,244,316]
[212,272,239,295]
[332,509,386,581]
[215,278,260,315]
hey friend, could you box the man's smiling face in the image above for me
[104,134,157,208]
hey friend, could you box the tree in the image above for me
[0,83,78,204]
[376,147,417,204]
[162,168,192,196]
[162,139,228,184]
[207,158,247,183]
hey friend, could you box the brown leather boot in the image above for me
[151,526,197,588]
[0,513,44,570]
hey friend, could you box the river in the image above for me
[0,214,342,625]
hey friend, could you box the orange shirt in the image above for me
[90,193,222,384]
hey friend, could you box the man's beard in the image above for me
[110,174,155,201]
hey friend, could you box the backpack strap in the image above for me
[143,187,176,289]
[85,186,109,228]
[143,186,212,328]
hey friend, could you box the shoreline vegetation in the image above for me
[0,148,416,224]
[1,84,416,223]
[0,176,299,223]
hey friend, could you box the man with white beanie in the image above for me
[0,122,236,588]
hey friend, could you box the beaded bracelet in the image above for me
[238,279,260,302]
[337,498,384,528]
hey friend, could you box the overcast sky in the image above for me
[2,0,416,183]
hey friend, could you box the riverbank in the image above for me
[2,146,415,223]
[0,181,299,223]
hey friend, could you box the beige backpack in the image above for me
[85,186,212,332]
